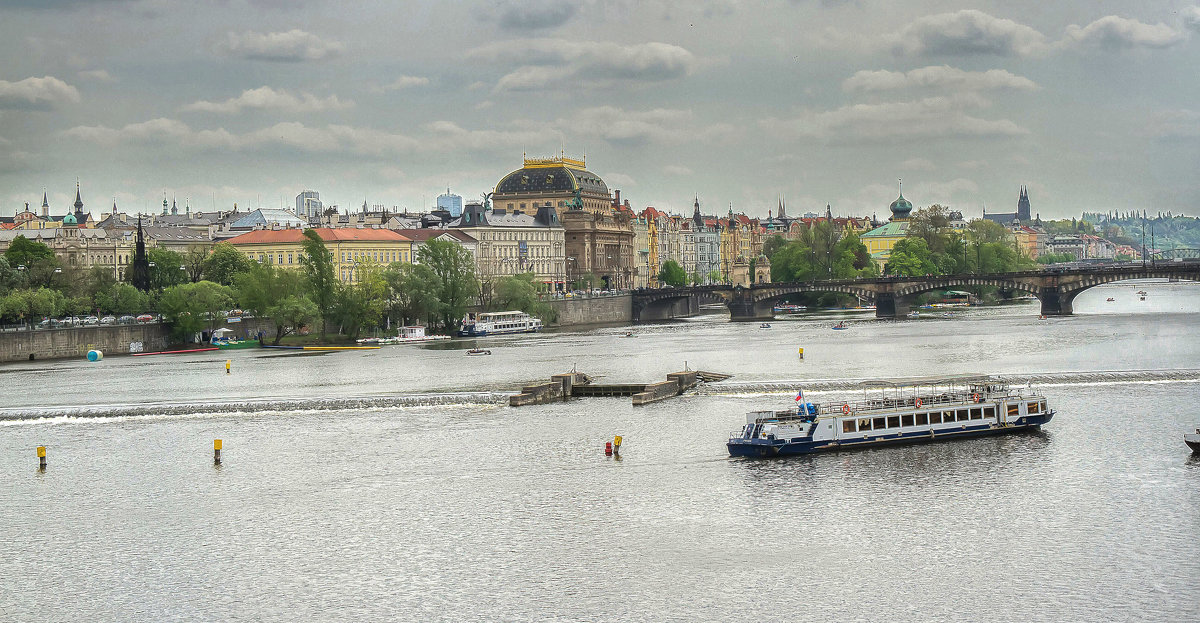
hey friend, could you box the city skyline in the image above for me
[2,1,1198,220]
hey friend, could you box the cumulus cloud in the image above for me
[215,29,344,62]
[1184,7,1200,33]
[664,165,694,176]
[1062,15,1184,51]
[891,10,1049,57]
[553,106,733,146]
[496,0,578,31]
[899,158,936,171]
[843,66,1038,93]
[768,94,1029,142]
[181,86,353,114]
[467,39,697,91]
[0,76,80,110]
[377,75,430,91]
[77,69,115,82]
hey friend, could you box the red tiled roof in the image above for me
[226,227,411,245]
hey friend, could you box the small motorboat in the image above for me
[466,348,492,356]
[1140,296,1146,301]
[1186,429,1200,453]
[1136,290,1147,295]
[759,323,771,329]
[906,311,920,319]
[1106,297,1115,302]
[831,321,848,330]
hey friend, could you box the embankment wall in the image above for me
[0,325,170,363]
[547,294,632,326]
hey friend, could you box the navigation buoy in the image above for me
[613,435,623,456]
[86,350,103,362]
[797,347,804,360]
[225,359,231,374]
[214,439,222,465]
[37,446,46,470]
[605,441,613,456]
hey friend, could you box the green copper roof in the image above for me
[861,221,909,237]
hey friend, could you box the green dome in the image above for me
[63,213,78,225]
[889,193,912,220]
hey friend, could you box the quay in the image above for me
[510,370,730,407]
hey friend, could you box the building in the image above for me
[296,190,323,222]
[1045,235,1086,260]
[392,229,478,264]
[454,201,565,289]
[225,228,413,283]
[691,200,722,283]
[983,186,1033,226]
[860,182,915,268]
[436,188,463,217]
[1012,225,1046,260]
[491,154,634,289]
[0,226,131,278]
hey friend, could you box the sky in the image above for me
[1,0,1198,221]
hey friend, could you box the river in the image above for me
[2,279,1198,621]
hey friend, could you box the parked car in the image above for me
[83,316,99,326]
[36,318,53,329]
[99,315,116,325]
[117,315,136,324]
[226,309,244,318]
[136,314,155,324]
[57,317,76,327]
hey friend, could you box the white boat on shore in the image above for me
[458,311,543,337]
[357,325,450,345]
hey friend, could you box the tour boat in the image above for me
[458,311,543,337]
[773,304,807,313]
[727,375,1055,457]
[1186,429,1200,453]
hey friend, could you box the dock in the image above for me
[510,370,730,407]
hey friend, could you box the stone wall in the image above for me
[0,325,170,363]
[547,294,632,326]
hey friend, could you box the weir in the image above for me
[509,370,730,407]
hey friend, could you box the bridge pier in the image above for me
[875,293,912,319]
[727,297,774,322]
[1039,287,1074,316]
[633,294,700,322]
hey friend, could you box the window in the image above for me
[288,253,293,264]
[872,417,885,430]
[957,410,970,422]
[858,419,872,431]
[842,420,856,434]
[929,412,942,424]
[886,416,900,429]
[1007,403,1020,417]
[984,406,995,418]
[915,413,928,426]
[970,408,982,420]
[901,414,914,427]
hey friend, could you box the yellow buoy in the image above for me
[798,347,804,359]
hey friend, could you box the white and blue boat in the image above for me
[458,311,543,337]
[728,375,1054,458]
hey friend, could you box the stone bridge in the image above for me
[631,262,1200,322]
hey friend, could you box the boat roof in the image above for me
[860,374,995,388]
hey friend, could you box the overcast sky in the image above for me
[1,0,1198,221]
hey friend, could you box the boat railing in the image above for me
[816,386,1032,417]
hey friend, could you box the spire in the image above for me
[112,197,117,215]
[42,187,49,208]
[898,178,903,197]
[162,191,168,215]
[73,181,84,212]
[171,195,178,215]
[778,196,786,218]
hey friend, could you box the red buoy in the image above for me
[605,442,613,456]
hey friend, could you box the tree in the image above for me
[264,295,318,344]
[95,283,148,315]
[659,260,687,287]
[0,257,22,294]
[418,239,478,332]
[706,269,722,285]
[182,247,209,283]
[334,262,387,341]
[235,262,304,319]
[884,238,937,276]
[761,234,788,259]
[202,243,252,286]
[148,247,188,290]
[1,288,68,324]
[158,281,235,342]
[4,235,55,269]
[907,205,952,254]
[384,262,442,328]
[299,229,337,341]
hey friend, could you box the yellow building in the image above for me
[225,228,413,283]
[860,186,914,268]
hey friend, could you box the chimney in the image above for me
[614,189,620,205]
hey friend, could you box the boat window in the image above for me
[901,414,914,427]
[842,420,856,434]
[970,408,982,420]
[929,412,941,424]
[872,417,885,430]
[984,406,995,418]
[957,410,970,422]
[915,413,928,426]
[1007,403,1020,417]
[886,416,900,429]
[858,418,872,431]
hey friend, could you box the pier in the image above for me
[510,370,730,407]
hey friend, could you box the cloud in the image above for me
[0,76,80,110]
[215,29,344,62]
[496,0,578,31]
[843,66,1038,93]
[181,86,353,114]
[899,158,936,171]
[467,39,697,91]
[891,10,1049,57]
[1147,109,1200,138]
[77,69,115,82]
[553,106,733,146]
[767,94,1029,143]
[1062,15,1184,51]
[1184,7,1200,33]
[377,75,429,91]
[664,165,694,176]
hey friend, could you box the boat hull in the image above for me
[728,412,1054,457]
[1186,435,1200,453]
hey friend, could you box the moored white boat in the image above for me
[728,375,1055,457]
[458,311,543,337]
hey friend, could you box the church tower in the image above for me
[1017,186,1031,221]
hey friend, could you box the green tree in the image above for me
[158,280,235,342]
[182,247,209,283]
[706,269,722,285]
[148,247,188,290]
[659,260,687,287]
[906,205,952,255]
[761,234,788,259]
[0,257,19,293]
[884,238,937,276]
[418,239,478,332]
[299,229,337,341]
[384,262,442,328]
[235,262,304,319]
[1,288,68,324]
[4,235,55,269]
[333,262,387,341]
[95,282,149,315]
[202,243,252,286]
[265,295,318,344]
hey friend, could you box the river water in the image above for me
[2,280,1198,621]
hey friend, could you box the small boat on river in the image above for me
[727,375,1054,458]
[1186,429,1200,453]
[831,321,848,330]
[759,323,771,329]
[466,348,492,356]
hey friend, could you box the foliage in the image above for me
[418,239,478,332]
[148,247,188,290]
[265,295,318,344]
[1036,252,1077,265]
[0,257,19,293]
[884,238,938,276]
[95,283,149,315]
[235,262,304,318]
[768,222,875,282]
[334,262,387,341]
[4,235,55,269]
[659,260,688,287]
[183,248,208,283]
[573,271,599,290]
[761,234,787,259]
[706,269,722,285]
[299,229,337,341]
[79,265,118,301]
[491,272,558,323]
[158,280,234,342]
[384,262,442,328]
[202,243,252,286]
[0,288,68,324]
